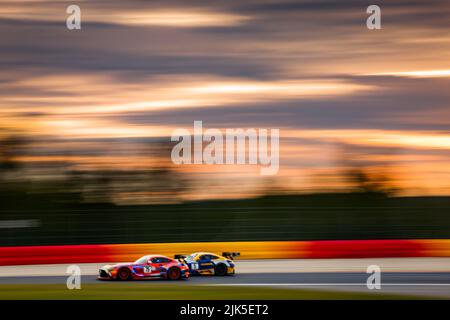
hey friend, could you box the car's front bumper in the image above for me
[97,268,115,280]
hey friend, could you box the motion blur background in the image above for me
[1,0,450,247]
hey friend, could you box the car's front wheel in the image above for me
[214,263,227,276]
[117,268,131,281]
[167,267,181,280]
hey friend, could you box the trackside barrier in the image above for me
[1,239,450,266]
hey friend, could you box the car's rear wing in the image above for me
[222,252,240,260]
[174,254,187,263]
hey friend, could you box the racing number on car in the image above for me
[191,263,199,270]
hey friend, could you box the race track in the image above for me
[1,258,450,298]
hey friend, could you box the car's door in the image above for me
[198,254,215,274]
[153,257,172,269]
[146,257,173,275]
[142,258,160,276]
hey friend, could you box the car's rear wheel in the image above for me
[167,267,181,280]
[117,268,131,281]
[215,263,227,276]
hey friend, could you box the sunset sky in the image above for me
[1,0,450,200]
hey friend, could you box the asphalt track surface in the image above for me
[1,259,450,298]
[2,273,450,298]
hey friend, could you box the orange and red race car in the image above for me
[98,254,189,281]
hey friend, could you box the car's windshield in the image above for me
[134,256,148,264]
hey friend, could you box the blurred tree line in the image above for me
[1,132,450,246]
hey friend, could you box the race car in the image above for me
[174,252,240,276]
[98,254,189,281]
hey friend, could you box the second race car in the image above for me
[175,252,240,276]
[98,254,190,280]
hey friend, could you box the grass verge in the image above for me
[0,284,428,300]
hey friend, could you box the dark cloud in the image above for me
[1,0,450,131]
[111,76,450,131]
[2,0,449,81]
[0,44,274,79]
